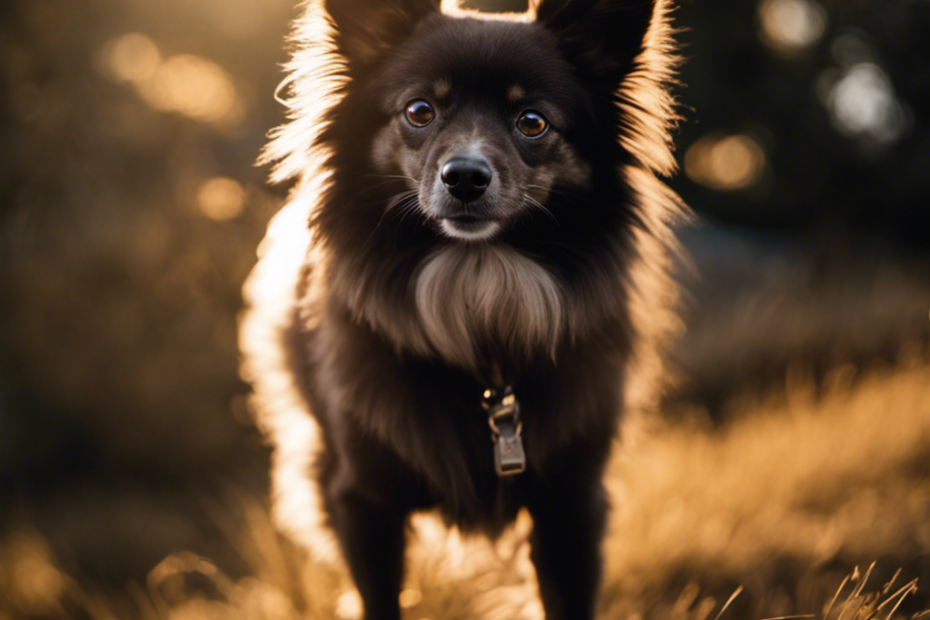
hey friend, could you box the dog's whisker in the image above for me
[524,193,559,225]
[385,190,419,212]
[353,178,415,199]
[527,184,576,198]
[392,198,427,247]
[361,173,418,182]
[365,191,421,248]
[394,197,422,228]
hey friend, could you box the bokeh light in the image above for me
[101,32,161,83]
[399,589,423,609]
[831,32,874,67]
[335,590,362,620]
[1,532,67,617]
[101,34,245,127]
[758,0,827,53]
[684,133,767,192]
[138,54,243,126]
[824,63,908,145]
[197,177,247,221]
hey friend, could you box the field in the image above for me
[3,269,929,619]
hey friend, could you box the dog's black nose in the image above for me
[441,157,492,203]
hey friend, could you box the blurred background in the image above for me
[1,0,929,618]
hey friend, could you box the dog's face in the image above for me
[370,17,593,242]
[322,0,658,243]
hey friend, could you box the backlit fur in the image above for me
[241,0,689,618]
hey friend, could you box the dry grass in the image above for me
[600,358,930,619]
[2,361,929,620]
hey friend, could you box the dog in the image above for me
[240,1,686,618]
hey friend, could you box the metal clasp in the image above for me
[481,387,526,477]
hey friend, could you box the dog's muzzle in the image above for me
[441,156,492,203]
[435,155,502,241]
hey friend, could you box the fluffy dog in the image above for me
[240,1,686,618]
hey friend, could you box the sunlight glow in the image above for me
[197,177,246,221]
[685,133,767,192]
[758,0,827,53]
[101,34,244,126]
[442,0,535,20]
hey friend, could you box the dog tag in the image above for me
[493,419,526,476]
[483,386,526,477]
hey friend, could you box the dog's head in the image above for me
[320,0,664,242]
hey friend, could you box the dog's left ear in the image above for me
[326,0,442,68]
[535,0,657,86]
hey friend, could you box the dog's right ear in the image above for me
[325,0,442,68]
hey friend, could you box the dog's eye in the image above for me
[405,100,435,127]
[516,110,548,138]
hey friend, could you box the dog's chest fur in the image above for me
[413,244,564,369]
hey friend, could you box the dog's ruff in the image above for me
[415,244,563,369]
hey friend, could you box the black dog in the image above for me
[241,1,685,618]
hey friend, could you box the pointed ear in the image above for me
[325,0,442,68]
[535,0,657,86]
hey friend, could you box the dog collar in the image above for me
[481,386,526,477]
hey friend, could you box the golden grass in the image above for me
[2,361,929,620]
[600,359,930,618]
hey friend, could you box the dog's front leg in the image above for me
[527,474,609,620]
[329,484,407,620]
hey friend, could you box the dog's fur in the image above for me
[240,1,686,618]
